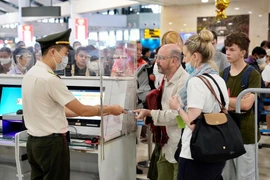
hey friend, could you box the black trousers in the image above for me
[27,134,70,180]
[177,157,225,180]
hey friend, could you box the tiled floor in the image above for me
[136,136,270,180]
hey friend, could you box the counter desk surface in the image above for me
[0,132,137,180]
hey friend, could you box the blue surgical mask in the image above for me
[185,62,196,74]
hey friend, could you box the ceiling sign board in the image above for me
[22,6,61,17]
[144,29,160,39]
[22,25,33,44]
[75,18,88,40]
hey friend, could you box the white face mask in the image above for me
[87,61,104,75]
[257,56,266,65]
[53,51,69,70]
[0,57,12,65]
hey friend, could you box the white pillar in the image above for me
[17,0,30,41]
[69,0,81,46]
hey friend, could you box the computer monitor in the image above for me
[0,86,22,115]
[69,86,102,106]
[0,85,24,138]
[68,86,104,120]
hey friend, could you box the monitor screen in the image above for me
[68,86,104,106]
[0,86,22,115]
[68,86,103,119]
[70,90,101,106]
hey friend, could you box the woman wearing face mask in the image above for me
[8,47,34,75]
[168,30,229,180]
[0,47,13,74]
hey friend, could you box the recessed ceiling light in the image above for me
[248,11,252,14]
[259,14,262,17]
[201,0,208,3]
[217,20,221,23]
[183,24,187,26]
[203,18,207,21]
[228,22,233,25]
[234,7,239,10]
[169,22,172,25]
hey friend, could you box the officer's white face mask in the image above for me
[53,51,68,70]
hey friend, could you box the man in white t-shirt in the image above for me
[262,49,270,133]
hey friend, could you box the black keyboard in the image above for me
[70,133,98,140]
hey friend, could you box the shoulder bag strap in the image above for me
[203,73,226,107]
[197,75,227,113]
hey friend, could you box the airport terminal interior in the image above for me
[0,0,270,180]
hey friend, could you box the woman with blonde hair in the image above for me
[169,30,228,180]
[161,31,184,52]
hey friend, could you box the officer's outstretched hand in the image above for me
[108,105,127,116]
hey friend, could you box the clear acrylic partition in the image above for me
[85,39,138,159]
[0,36,138,155]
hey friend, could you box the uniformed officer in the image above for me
[22,28,126,180]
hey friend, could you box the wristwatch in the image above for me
[177,106,182,112]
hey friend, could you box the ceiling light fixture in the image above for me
[248,11,252,14]
[183,24,187,26]
[201,0,208,3]
[234,7,239,10]
[203,18,207,21]
[259,14,262,17]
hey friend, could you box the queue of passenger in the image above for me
[1,29,270,180]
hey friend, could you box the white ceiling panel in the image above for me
[0,1,17,12]
[0,0,68,13]
[133,0,245,6]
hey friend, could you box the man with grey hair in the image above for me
[135,44,189,180]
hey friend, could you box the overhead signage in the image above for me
[75,18,88,40]
[22,25,33,43]
[144,29,160,39]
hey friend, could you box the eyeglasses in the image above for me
[17,54,32,59]
[79,54,90,59]
[155,55,178,61]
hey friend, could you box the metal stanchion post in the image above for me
[138,125,152,168]
[235,88,270,180]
